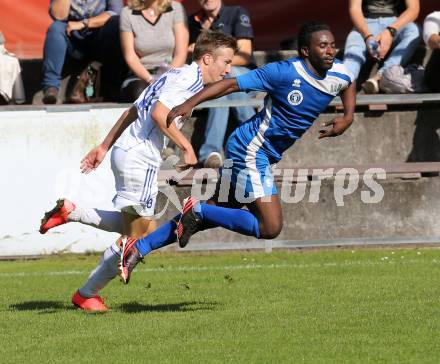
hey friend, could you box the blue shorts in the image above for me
[223,131,278,201]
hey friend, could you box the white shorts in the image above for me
[111,145,159,217]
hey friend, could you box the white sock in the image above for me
[78,244,120,298]
[68,207,123,234]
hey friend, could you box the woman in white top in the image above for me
[120,0,189,101]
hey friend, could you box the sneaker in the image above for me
[39,198,76,234]
[362,77,380,94]
[42,86,58,104]
[119,236,143,284]
[71,290,108,312]
[203,152,223,169]
[0,91,9,105]
[177,197,203,248]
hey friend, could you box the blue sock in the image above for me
[135,214,180,256]
[196,203,260,238]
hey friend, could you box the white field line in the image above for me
[0,258,437,278]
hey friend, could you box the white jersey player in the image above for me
[39,31,238,312]
[110,63,204,219]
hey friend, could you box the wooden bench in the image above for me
[157,162,440,186]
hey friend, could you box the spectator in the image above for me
[0,31,25,105]
[343,0,420,94]
[188,0,255,168]
[423,11,440,92]
[42,0,124,104]
[120,0,189,102]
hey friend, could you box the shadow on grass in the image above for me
[8,300,220,314]
[9,300,75,313]
[117,301,219,313]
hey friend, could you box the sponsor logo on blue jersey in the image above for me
[292,79,301,88]
[331,83,343,94]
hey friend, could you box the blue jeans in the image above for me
[343,17,420,79]
[42,17,122,90]
[198,66,256,163]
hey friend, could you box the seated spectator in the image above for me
[423,11,440,92]
[343,0,420,94]
[120,0,189,102]
[188,0,255,168]
[0,31,25,105]
[41,0,125,104]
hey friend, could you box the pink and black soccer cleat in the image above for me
[71,290,108,312]
[39,198,76,234]
[118,236,143,284]
[177,197,202,248]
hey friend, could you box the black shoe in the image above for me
[118,237,143,284]
[0,91,9,105]
[42,87,58,104]
[177,197,203,248]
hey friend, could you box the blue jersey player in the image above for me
[118,21,357,283]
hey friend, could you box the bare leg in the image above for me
[121,211,157,238]
[247,195,283,239]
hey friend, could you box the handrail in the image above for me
[196,93,440,109]
[1,94,439,112]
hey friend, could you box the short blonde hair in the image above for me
[127,0,172,13]
[193,31,238,61]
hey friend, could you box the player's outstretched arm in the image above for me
[80,106,138,173]
[166,78,239,127]
[319,81,356,139]
[152,101,197,170]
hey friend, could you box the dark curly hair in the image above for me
[297,21,331,57]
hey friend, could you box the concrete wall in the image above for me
[1,106,440,256]
[282,108,440,166]
[158,177,440,245]
[183,108,440,167]
[0,107,124,256]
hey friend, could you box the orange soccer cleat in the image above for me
[39,198,76,234]
[71,290,108,312]
[177,197,202,248]
[118,236,143,284]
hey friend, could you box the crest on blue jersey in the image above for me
[287,90,303,106]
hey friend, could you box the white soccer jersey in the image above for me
[114,62,204,166]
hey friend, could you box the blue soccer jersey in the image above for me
[226,57,353,199]
[234,57,353,164]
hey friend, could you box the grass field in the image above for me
[1,248,440,363]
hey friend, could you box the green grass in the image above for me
[1,248,440,363]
